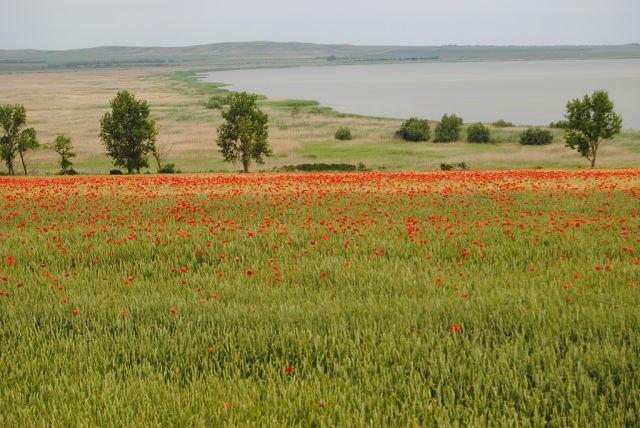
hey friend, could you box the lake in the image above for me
[201,59,640,128]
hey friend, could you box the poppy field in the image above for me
[1,170,639,425]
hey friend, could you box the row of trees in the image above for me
[0,90,271,175]
[100,90,269,174]
[0,105,78,175]
[0,89,622,174]
[392,90,622,167]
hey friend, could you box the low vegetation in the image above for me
[492,119,515,128]
[433,114,463,142]
[466,122,491,143]
[396,117,431,142]
[334,127,352,141]
[519,128,554,145]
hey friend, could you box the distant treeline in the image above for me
[326,55,440,62]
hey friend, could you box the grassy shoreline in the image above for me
[0,67,638,175]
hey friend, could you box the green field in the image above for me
[0,171,639,425]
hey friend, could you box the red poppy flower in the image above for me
[450,323,461,334]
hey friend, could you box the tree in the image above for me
[519,128,553,146]
[99,90,157,174]
[216,92,271,173]
[564,90,622,168]
[0,104,39,175]
[434,114,463,142]
[466,123,491,144]
[396,117,430,142]
[151,140,172,172]
[53,134,76,174]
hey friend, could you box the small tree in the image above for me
[519,128,553,146]
[0,104,39,175]
[99,90,157,174]
[53,134,76,174]
[396,117,430,142]
[216,92,271,173]
[434,114,463,142]
[151,141,172,172]
[335,127,352,141]
[467,123,491,144]
[564,90,622,168]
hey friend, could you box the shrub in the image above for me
[109,169,123,175]
[273,163,365,172]
[467,123,491,143]
[492,119,514,128]
[519,128,554,145]
[440,162,468,171]
[206,95,228,110]
[335,127,352,141]
[59,168,78,175]
[434,114,463,142]
[549,120,569,129]
[396,117,430,142]
[159,163,180,174]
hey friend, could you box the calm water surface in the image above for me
[201,59,640,128]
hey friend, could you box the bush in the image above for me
[159,163,180,174]
[467,123,491,143]
[335,127,352,141]
[273,163,366,172]
[519,128,553,145]
[434,114,463,142]
[396,117,430,142]
[206,94,228,110]
[549,120,569,129]
[59,168,78,175]
[440,162,468,171]
[109,169,123,175]
[492,119,514,128]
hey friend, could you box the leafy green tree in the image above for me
[216,92,271,173]
[53,134,76,173]
[434,114,463,142]
[0,104,39,175]
[396,117,430,142]
[564,90,622,168]
[99,90,157,174]
[466,123,491,144]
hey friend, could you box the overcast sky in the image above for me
[1,0,639,50]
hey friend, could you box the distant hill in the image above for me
[1,41,639,72]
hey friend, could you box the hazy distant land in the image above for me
[1,41,640,72]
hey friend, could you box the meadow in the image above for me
[1,170,639,425]
[1,68,639,175]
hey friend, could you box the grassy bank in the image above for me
[0,68,638,175]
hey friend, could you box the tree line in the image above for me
[0,89,622,174]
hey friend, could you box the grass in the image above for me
[1,68,639,175]
[0,171,639,425]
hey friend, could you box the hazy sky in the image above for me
[1,0,639,50]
